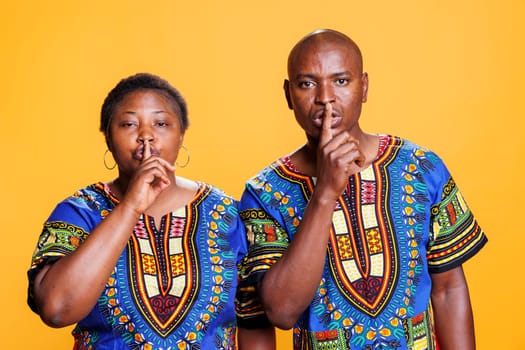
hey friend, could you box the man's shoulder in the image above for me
[387,135,440,158]
[389,135,426,150]
[248,156,288,179]
[387,135,451,183]
[243,156,296,193]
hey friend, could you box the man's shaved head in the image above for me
[287,29,364,78]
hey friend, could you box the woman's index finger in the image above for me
[143,141,151,161]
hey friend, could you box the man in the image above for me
[236,29,487,350]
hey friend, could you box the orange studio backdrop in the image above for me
[2,1,523,349]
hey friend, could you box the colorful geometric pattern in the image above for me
[328,158,399,318]
[294,304,437,350]
[237,135,487,349]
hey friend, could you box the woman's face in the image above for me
[107,89,184,177]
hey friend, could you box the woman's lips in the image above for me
[133,145,160,161]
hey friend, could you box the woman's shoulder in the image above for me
[62,182,114,207]
[47,182,113,225]
[186,179,238,206]
[55,182,115,212]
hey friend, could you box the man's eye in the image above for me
[336,79,349,85]
[298,81,315,88]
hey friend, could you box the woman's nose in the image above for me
[137,126,155,143]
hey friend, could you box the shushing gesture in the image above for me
[120,140,175,215]
[315,103,364,201]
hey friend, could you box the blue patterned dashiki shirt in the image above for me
[28,182,246,350]
[236,135,487,350]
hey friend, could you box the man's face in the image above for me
[285,40,368,140]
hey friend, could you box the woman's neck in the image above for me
[108,176,199,227]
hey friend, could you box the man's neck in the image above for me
[289,132,379,177]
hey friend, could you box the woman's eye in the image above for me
[121,122,136,127]
[156,121,169,127]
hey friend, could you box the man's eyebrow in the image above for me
[331,71,352,77]
[293,73,317,80]
[293,71,352,80]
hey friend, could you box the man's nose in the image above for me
[315,82,336,105]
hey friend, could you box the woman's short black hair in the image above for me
[100,73,189,135]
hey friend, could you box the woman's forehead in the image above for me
[115,89,182,115]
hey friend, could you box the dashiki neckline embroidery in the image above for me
[127,209,198,336]
[95,183,238,348]
[327,144,401,317]
[277,135,404,319]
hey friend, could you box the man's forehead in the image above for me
[296,41,353,58]
[288,33,362,76]
[289,43,360,76]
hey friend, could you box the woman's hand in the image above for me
[119,141,175,215]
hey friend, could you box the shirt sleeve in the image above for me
[27,195,97,313]
[235,184,291,329]
[426,175,488,273]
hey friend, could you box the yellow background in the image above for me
[2,0,523,348]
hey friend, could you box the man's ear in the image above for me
[361,72,369,103]
[283,79,293,110]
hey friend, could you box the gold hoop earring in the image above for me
[104,149,116,170]
[175,145,190,168]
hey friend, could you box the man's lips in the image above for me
[313,106,340,118]
[312,108,341,128]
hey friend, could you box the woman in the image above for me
[27,73,246,349]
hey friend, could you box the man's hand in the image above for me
[315,103,364,201]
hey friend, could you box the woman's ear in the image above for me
[105,133,113,152]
